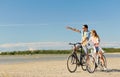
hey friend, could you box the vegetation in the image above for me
[103,48,120,53]
[0,48,120,55]
[0,50,71,55]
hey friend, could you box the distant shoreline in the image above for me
[0,54,120,65]
[0,48,120,55]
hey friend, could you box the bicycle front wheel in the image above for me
[67,54,77,73]
[86,55,96,73]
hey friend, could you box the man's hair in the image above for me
[83,24,88,29]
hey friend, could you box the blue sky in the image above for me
[0,0,120,51]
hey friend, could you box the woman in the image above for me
[89,30,100,53]
[89,30,106,70]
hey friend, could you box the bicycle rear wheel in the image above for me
[81,56,86,71]
[98,55,107,71]
[67,54,77,73]
[103,55,107,68]
[86,55,96,73]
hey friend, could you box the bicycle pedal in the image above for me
[77,62,80,65]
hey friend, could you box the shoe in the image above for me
[103,67,107,71]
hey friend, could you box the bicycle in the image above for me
[90,47,107,71]
[67,42,96,73]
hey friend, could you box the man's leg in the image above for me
[82,45,89,60]
[73,44,80,52]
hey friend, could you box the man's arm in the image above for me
[66,26,81,33]
[81,37,88,44]
[81,32,90,45]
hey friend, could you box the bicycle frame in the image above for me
[69,43,86,65]
[67,42,96,73]
[89,46,107,70]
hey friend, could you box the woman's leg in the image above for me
[99,51,105,67]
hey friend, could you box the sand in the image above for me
[0,57,120,77]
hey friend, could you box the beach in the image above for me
[0,54,120,77]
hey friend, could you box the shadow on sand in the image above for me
[106,69,120,73]
[72,68,120,73]
[95,69,120,73]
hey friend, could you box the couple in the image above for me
[66,24,106,70]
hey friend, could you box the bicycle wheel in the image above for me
[67,54,77,73]
[81,56,86,71]
[98,55,107,71]
[86,55,95,73]
[103,55,107,68]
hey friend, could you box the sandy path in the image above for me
[0,58,120,77]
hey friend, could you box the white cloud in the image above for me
[0,24,48,27]
[0,42,69,51]
[101,42,120,48]
[0,42,119,52]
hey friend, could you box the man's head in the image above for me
[82,24,88,32]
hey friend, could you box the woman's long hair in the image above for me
[91,30,100,41]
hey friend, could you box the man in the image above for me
[66,24,90,61]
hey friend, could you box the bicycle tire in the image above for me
[81,56,86,71]
[98,54,107,71]
[86,55,96,73]
[103,55,107,68]
[67,54,77,73]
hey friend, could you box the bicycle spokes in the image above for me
[67,55,77,73]
[97,55,107,71]
[86,55,96,73]
[71,56,77,64]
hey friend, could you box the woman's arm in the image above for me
[94,38,100,47]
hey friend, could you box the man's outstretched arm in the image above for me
[66,26,81,33]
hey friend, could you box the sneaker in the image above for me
[103,67,107,71]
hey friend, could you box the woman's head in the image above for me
[90,30,99,38]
